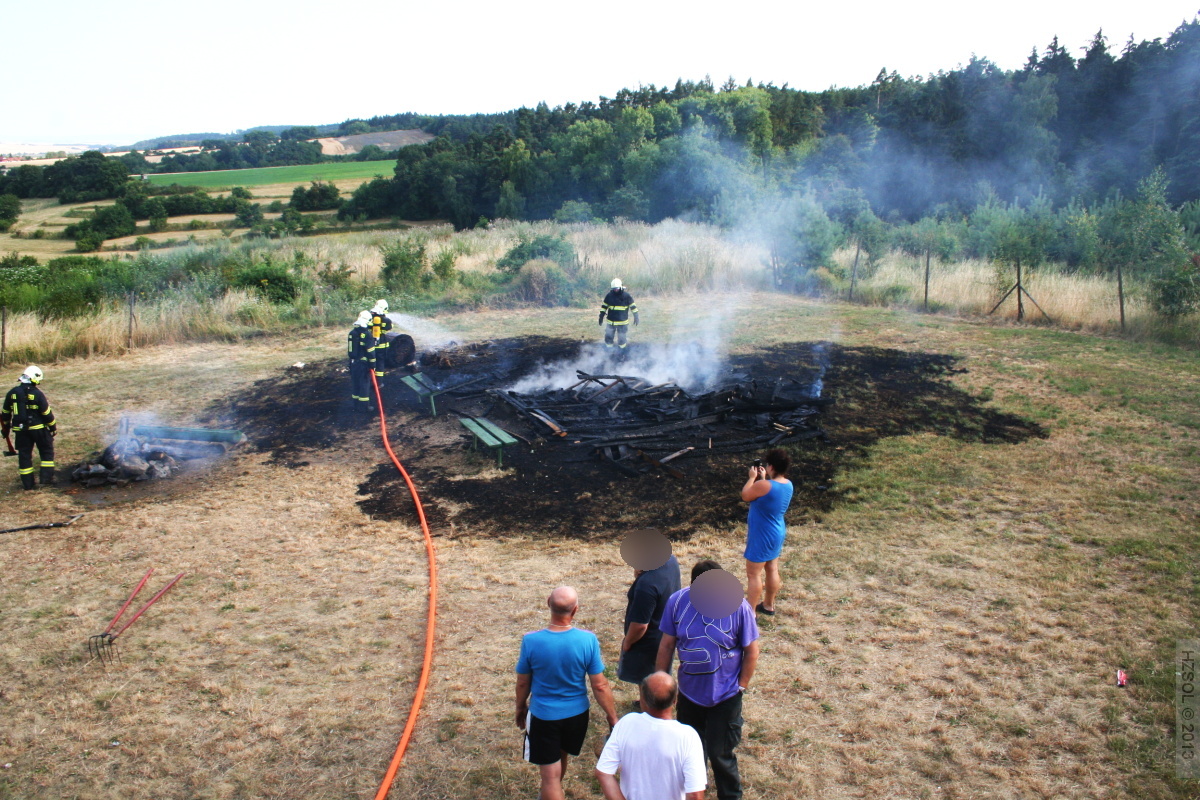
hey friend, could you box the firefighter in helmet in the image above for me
[366,299,394,380]
[347,311,377,412]
[599,278,639,351]
[1,365,57,490]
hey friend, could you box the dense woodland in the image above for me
[4,20,1200,316]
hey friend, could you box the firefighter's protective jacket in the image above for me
[1,383,55,433]
[347,326,376,365]
[600,288,638,325]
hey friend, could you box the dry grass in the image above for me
[0,293,1196,798]
[835,250,1189,342]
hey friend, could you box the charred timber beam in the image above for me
[636,449,684,480]
[567,412,728,445]
[598,449,642,478]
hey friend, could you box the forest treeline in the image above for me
[4,19,1200,316]
[333,21,1200,224]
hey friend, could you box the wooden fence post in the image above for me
[127,292,136,351]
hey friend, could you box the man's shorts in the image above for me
[523,709,590,765]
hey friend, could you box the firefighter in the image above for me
[599,278,639,351]
[347,311,376,412]
[366,299,394,380]
[1,365,57,490]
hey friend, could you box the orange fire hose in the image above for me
[369,371,438,800]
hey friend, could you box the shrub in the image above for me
[509,259,578,305]
[0,253,38,270]
[496,234,578,275]
[381,239,426,290]
[553,200,596,224]
[75,231,105,252]
[231,260,299,303]
[290,182,340,211]
[431,249,457,282]
[1150,263,1200,317]
[234,200,264,228]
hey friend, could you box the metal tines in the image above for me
[88,568,184,666]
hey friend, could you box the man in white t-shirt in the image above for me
[595,671,706,800]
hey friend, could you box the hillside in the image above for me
[315,130,435,156]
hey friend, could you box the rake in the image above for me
[89,569,184,665]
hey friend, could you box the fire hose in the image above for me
[370,371,438,800]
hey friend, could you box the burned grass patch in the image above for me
[222,337,1045,538]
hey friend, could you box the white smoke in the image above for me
[388,313,460,350]
[508,290,747,393]
[809,341,831,399]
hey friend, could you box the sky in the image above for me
[2,0,1196,146]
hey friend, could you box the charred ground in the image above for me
[217,336,1045,539]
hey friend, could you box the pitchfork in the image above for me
[88,568,184,665]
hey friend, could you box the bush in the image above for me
[1151,263,1200,317]
[381,239,426,290]
[0,253,38,270]
[496,234,578,275]
[290,182,341,211]
[509,259,578,305]
[75,231,105,252]
[431,249,457,282]
[90,203,136,239]
[231,260,299,303]
[234,200,264,228]
[553,200,596,223]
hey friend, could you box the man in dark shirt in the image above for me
[618,531,681,688]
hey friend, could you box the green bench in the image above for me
[458,416,519,467]
[399,372,451,416]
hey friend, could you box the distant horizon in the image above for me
[2,1,1194,145]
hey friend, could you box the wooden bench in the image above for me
[458,416,519,467]
[399,372,450,416]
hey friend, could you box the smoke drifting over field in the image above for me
[389,313,459,349]
[509,291,745,393]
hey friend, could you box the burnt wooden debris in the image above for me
[71,419,246,487]
[482,370,831,480]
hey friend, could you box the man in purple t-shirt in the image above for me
[655,560,759,800]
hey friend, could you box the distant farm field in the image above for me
[145,161,394,190]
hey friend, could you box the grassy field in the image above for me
[0,293,1196,799]
[143,161,394,190]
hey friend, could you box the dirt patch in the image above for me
[315,130,435,156]
[222,337,1046,538]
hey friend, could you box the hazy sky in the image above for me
[3,0,1195,145]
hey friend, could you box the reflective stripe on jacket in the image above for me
[347,327,376,363]
[1,384,55,431]
[600,288,638,325]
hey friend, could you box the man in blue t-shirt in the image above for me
[516,586,619,800]
[656,561,760,800]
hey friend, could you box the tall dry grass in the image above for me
[9,220,1200,364]
[832,248,1200,343]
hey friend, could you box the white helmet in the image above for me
[610,278,623,289]
[354,311,372,327]
[20,365,43,385]
[372,299,389,314]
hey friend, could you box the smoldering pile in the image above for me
[72,418,246,487]
[488,368,831,478]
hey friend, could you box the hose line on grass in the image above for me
[370,371,438,800]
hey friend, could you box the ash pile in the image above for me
[486,367,832,479]
[72,418,246,487]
